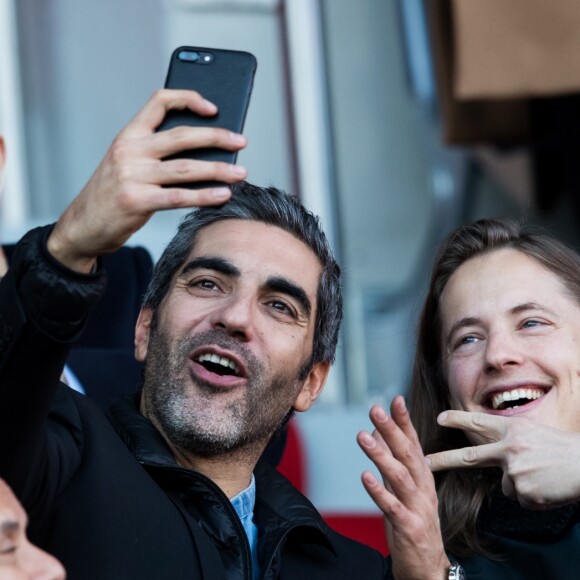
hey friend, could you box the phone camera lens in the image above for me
[178,50,200,63]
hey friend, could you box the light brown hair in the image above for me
[410,218,580,557]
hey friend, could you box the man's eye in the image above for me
[190,279,218,290]
[522,319,543,328]
[453,335,479,350]
[268,300,294,316]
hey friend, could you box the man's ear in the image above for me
[293,360,331,412]
[134,307,153,362]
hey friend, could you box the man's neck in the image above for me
[171,444,262,498]
[140,396,266,498]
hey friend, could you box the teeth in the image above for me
[491,388,544,410]
[197,353,239,374]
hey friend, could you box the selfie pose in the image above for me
[0,88,390,579]
[359,219,580,579]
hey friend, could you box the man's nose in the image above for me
[209,293,256,341]
[484,330,524,373]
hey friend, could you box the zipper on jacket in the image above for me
[142,462,254,579]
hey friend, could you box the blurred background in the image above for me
[2,0,580,548]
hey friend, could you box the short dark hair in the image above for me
[410,218,580,558]
[142,181,342,366]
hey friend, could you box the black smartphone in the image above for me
[157,46,257,188]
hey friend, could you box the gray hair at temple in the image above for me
[142,181,343,367]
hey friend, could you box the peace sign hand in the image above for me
[427,411,580,509]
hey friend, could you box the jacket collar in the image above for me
[107,393,178,468]
[107,393,337,557]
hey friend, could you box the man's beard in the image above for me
[142,327,308,458]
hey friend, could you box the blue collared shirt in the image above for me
[230,475,260,580]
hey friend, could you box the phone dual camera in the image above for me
[177,50,214,65]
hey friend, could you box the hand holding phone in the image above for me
[157,46,257,188]
[48,89,246,273]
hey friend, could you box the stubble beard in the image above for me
[142,328,306,458]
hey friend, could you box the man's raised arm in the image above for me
[0,89,247,498]
[48,89,247,272]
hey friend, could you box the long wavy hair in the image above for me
[409,218,580,557]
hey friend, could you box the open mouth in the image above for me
[487,387,548,411]
[195,352,241,377]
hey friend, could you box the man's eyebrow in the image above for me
[177,261,313,317]
[179,257,240,278]
[511,301,556,316]
[446,316,480,345]
[266,276,312,318]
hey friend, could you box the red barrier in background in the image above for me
[277,419,389,556]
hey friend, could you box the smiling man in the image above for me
[135,208,333,502]
[357,218,580,580]
[0,90,388,579]
[438,246,580,432]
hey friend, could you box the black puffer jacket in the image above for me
[0,225,389,579]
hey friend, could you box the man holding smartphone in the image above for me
[0,89,389,579]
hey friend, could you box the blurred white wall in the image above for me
[0,0,28,234]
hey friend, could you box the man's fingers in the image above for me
[357,428,429,507]
[138,185,235,212]
[427,441,504,472]
[133,158,247,188]
[390,396,421,447]
[361,470,408,525]
[371,429,393,455]
[369,405,429,486]
[437,410,507,441]
[149,125,247,159]
[111,126,246,166]
[357,431,416,496]
[361,470,399,520]
[121,89,218,138]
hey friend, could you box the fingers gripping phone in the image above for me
[157,46,257,188]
